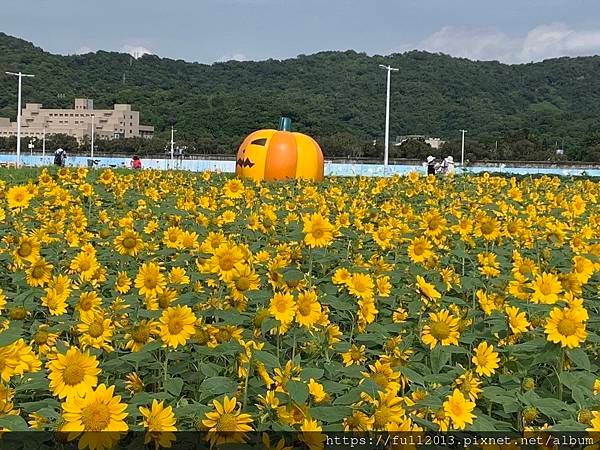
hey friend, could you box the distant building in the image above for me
[0,98,154,142]
[395,135,446,150]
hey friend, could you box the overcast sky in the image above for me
[2,0,600,64]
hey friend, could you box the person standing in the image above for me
[130,155,142,169]
[444,156,455,175]
[54,148,66,167]
[425,155,437,175]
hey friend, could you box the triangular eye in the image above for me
[251,138,267,146]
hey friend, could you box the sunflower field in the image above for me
[0,167,599,448]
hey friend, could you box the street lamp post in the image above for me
[5,71,35,168]
[379,64,399,172]
[170,126,175,164]
[460,129,467,167]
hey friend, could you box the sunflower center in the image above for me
[168,319,184,334]
[350,350,363,361]
[539,282,554,295]
[63,364,85,385]
[79,260,91,271]
[131,327,150,343]
[557,318,577,336]
[413,244,425,255]
[449,401,463,416]
[88,322,104,338]
[481,222,494,234]
[18,243,32,257]
[79,298,93,311]
[122,237,137,249]
[215,413,238,431]
[34,331,49,344]
[312,228,325,239]
[219,256,235,271]
[373,406,391,428]
[430,321,451,340]
[372,373,389,389]
[298,301,312,316]
[144,276,158,289]
[32,266,46,279]
[275,300,288,313]
[80,402,111,432]
[235,277,250,291]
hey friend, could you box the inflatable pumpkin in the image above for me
[235,118,324,182]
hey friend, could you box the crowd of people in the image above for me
[425,155,455,176]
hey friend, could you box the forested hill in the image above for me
[1,32,600,161]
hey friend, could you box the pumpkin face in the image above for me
[235,129,324,182]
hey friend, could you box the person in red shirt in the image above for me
[130,155,142,169]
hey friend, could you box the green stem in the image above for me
[242,354,252,411]
[557,348,564,401]
[162,348,169,390]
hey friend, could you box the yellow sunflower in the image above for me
[443,389,475,430]
[25,257,53,287]
[114,229,144,256]
[472,342,500,377]
[421,310,460,348]
[47,347,100,399]
[135,262,166,298]
[416,275,441,301]
[6,185,31,210]
[303,213,335,248]
[530,272,562,304]
[269,292,296,325]
[159,305,197,348]
[202,396,253,447]
[139,399,177,448]
[60,383,128,449]
[295,290,322,328]
[544,307,587,348]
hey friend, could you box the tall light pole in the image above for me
[170,126,175,163]
[379,64,399,171]
[91,114,95,159]
[460,129,467,167]
[6,71,35,168]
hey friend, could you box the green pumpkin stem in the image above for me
[278,117,292,132]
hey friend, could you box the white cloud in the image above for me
[75,46,93,55]
[122,45,153,59]
[218,53,248,62]
[401,23,600,63]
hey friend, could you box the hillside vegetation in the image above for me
[1,33,600,161]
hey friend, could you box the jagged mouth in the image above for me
[236,157,255,168]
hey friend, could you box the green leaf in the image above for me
[261,318,278,335]
[301,368,325,381]
[286,380,309,404]
[283,268,304,282]
[199,377,238,398]
[532,398,572,418]
[398,366,425,386]
[567,348,591,371]
[254,350,280,369]
[430,345,451,374]
[165,377,184,397]
[0,325,22,347]
[310,406,352,423]
[0,415,28,431]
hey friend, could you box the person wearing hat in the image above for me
[425,155,437,175]
[443,156,455,175]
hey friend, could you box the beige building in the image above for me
[0,98,154,142]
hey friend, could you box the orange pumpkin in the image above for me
[235,118,324,182]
